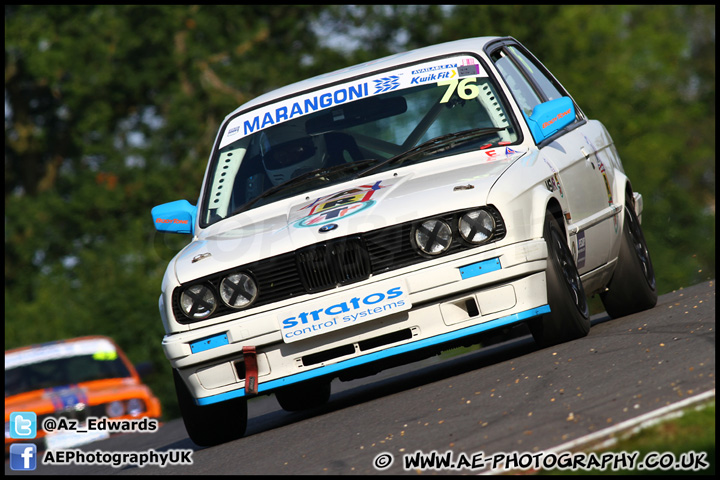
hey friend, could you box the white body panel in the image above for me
[155,36,641,406]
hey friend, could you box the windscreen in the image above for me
[5,339,132,396]
[202,54,519,226]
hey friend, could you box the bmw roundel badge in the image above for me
[319,223,339,233]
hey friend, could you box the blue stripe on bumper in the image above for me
[190,333,229,354]
[196,304,550,406]
[459,257,502,280]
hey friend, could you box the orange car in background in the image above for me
[5,335,161,452]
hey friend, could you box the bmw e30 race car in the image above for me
[151,36,657,446]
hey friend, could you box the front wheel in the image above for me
[529,211,590,347]
[173,369,248,447]
[600,197,657,318]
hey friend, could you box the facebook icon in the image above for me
[10,443,37,471]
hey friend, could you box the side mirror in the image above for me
[151,200,197,235]
[523,97,575,143]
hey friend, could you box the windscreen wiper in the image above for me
[232,158,381,215]
[354,127,507,179]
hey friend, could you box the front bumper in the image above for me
[163,239,549,405]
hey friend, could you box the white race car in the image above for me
[152,36,657,446]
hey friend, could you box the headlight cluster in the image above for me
[414,219,454,255]
[458,209,496,244]
[180,272,258,320]
[105,398,146,417]
[412,208,498,256]
[173,206,504,323]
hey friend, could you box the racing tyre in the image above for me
[173,369,247,447]
[530,211,590,347]
[600,197,657,318]
[275,380,331,412]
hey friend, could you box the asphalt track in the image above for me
[7,280,715,475]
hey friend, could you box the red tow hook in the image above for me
[242,346,259,395]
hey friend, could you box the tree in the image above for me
[5,5,337,418]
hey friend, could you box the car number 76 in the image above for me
[438,76,480,103]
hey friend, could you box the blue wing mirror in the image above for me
[523,97,575,143]
[151,200,197,235]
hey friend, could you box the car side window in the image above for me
[506,46,563,101]
[491,49,541,116]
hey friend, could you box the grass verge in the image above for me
[540,400,715,475]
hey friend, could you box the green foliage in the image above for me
[5,6,715,421]
[5,5,334,419]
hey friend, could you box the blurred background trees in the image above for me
[5,5,715,419]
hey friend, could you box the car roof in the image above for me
[227,36,509,119]
[5,335,120,370]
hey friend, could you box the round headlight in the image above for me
[458,209,495,245]
[180,284,217,319]
[414,219,453,255]
[126,398,145,416]
[220,273,258,308]
[106,400,125,418]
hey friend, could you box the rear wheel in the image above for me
[173,369,247,447]
[275,380,331,412]
[600,197,657,318]
[530,211,590,347]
